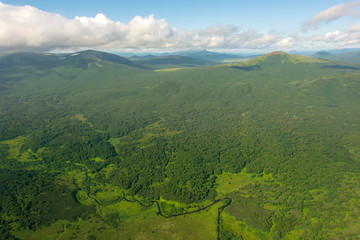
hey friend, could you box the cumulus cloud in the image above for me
[0,2,285,52]
[275,37,296,48]
[311,24,360,46]
[302,1,360,31]
[0,3,125,50]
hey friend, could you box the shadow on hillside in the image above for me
[322,65,360,70]
[230,65,261,71]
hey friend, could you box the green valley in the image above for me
[0,50,360,240]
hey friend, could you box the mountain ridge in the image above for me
[59,50,148,69]
[131,55,211,69]
[0,52,58,68]
[0,50,148,70]
[248,51,327,64]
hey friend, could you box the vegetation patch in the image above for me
[1,51,360,239]
[230,65,261,71]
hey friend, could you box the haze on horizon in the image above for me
[0,0,360,53]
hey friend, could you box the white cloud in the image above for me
[0,3,127,50]
[200,25,238,36]
[275,37,296,48]
[302,1,360,31]
[310,24,360,46]
[0,2,287,52]
[4,2,358,52]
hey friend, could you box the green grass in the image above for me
[221,212,272,240]
[1,136,27,159]
[216,170,274,195]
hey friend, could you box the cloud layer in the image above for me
[312,24,360,46]
[0,2,288,52]
[302,1,360,31]
[0,2,360,52]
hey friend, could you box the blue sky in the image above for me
[0,0,360,52]
[0,0,347,30]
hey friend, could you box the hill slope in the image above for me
[0,52,58,68]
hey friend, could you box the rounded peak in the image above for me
[267,51,287,56]
[75,49,103,57]
[227,51,327,68]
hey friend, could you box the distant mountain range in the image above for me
[312,50,360,64]
[2,48,360,72]
[130,55,211,69]
[173,50,243,61]
[0,50,148,70]
[131,49,259,62]
[129,48,360,66]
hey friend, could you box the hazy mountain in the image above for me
[130,54,157,59]
[131,55,211,69]
[312,50,334,59]
[58,50,148,69]
[0,50,148,70]
[178,49,241,61]
[312,50,360,64]
[130,49,246,61]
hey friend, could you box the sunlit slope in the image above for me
[0,51,360,239]
[243,50,327,64]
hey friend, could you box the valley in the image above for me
[0,50,360,239]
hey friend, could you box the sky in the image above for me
[0,0,360,53]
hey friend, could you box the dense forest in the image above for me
[0,50,359,239]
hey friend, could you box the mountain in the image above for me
[247,50,326,64]
[0,50,360,240]
[130,54,157,59]
[312,50,360,64]
[223,51,330,72]
[58,50,148,69]
[119,49,257,63]
[178,49,243,61]
[131,55,211,69]
[312,50,334,59]
[0,50,147,70]
[0,52,58,68]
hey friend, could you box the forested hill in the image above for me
[0,52,58,68]
[226,50,328,68]
[0,49,147,69]
[58,50,148,69]
[0,50,360,239]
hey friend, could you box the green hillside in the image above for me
[0,52,58,68]
[0,51,360,240]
